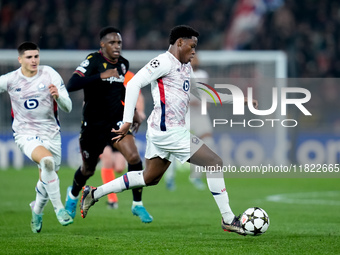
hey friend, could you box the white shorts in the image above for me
[145,127,203,163]
[14,134,62,171]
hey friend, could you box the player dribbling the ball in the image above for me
[80,25,258,236]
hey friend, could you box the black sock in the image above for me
[128,161,143,202]
[71,167,90,197]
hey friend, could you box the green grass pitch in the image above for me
[0,166,339,255]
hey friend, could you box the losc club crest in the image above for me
[121,63,126,74]
[191,137,199,144]
[38,83,46,91]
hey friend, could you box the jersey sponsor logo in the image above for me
[24,99,39,109]
[103,74,125,84]
[121,63,126,74]
[80,59,89,67]
[38,83,46,91]
[103,63,107,69]
[183,80,190,91]
[150,59,160,68]
[76,66,87,73]
[20,95,39,100]
[15,88,21,92]
[26,136,43,142]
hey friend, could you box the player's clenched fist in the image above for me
[48,84,59,99]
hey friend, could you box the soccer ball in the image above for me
[241,207,270,236]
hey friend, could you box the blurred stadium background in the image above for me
[1,0,340,170]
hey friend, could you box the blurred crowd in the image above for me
[0,0,233,51]
[244,0,340,78]
[1,0,340,78]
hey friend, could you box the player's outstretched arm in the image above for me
[54,86,72,113]
[0,73,9,93]
[132,109,142,133]
[67,73,101,92]
[190,74,258,107]
[190,79,234,104]
[48,68,72,113]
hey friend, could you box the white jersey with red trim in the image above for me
[124,51,192,131]
[148,52,192,131]
[0,65,69,138]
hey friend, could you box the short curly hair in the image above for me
[169,25,199,45]
[100,27,121,40]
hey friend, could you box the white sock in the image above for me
[132,201,143,207]
[94,171,145,200]
[40,156,64,213]
[68,189,78,200]
[206,171,234,223]
[33,180,49,215]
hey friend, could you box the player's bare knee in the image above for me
[126,152,141,165]
[115,166,125,173]
[102,147,112,158]
[143,173,159,186]
[40,156,55,172]
[81,165,95,177]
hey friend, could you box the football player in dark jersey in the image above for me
[65,27,153,223]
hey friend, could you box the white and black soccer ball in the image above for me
[241,207,270,236]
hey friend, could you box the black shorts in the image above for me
[79,121,131,170]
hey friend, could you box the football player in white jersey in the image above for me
[0,42,73,233]
[164,54,214,191]
[80,26,257,236]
